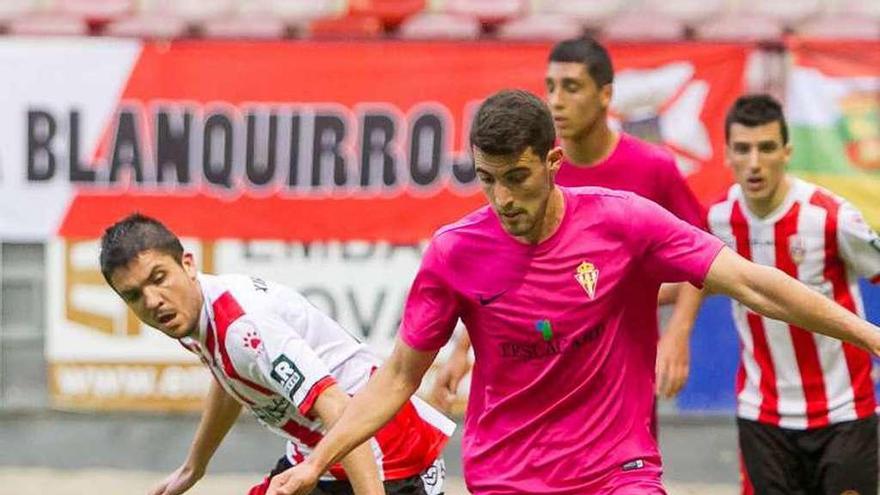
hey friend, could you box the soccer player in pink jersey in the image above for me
[430,38,706,412]
[99,214,453,495]
[708,94,880,495]
[269,90,880,495]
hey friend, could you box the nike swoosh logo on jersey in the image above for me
[478,291,506,306]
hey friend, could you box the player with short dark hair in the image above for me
[269,89,880,495]
[101,214,453,495]
[710,93,880,495]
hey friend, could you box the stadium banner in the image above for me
[787,39,880,228]
[0,39,750,410]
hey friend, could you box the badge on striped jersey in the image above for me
[270,355,304,400]
[575,261,599,299]
[788,235,806,265]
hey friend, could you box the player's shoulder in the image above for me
[201,273,294,325]
[618,133,677,169]
[428,204,497,254]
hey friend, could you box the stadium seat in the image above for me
[798,14,880,39]
[349,0,426,27]
[202,16,287,38]
[443,0,527,24]
[497,14,583,40]
[239,0,348,24]
[642,0,728,24]
[7,15,89,35]
[398,12,480,39]
[751,0,824,26]
[602,13,685,40]
[139,0,236,22]
[104,15,188,38]
[532,0,628,27]
[308,14,385,38]
[0,0,41,21]
[835,0,880,21]
[52,0,134,18]
[695,14,783,41]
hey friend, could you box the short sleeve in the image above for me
[657,158,707,230]
[231,316,336,417]
[399,240,462,351]
[837,202,880,283]
[629,194,725,287]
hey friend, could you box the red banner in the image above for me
[57,41,749,241]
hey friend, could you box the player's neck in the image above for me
[519,187,565,245]
[745,175,792,219]
[561,124,618,166]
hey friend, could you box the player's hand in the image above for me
[147,463,204,495]
[428,349,471,413]
[656,330,690,399]
[267,463,320,495]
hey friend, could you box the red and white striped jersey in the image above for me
[708,178,880,430]
[180,273,454,481]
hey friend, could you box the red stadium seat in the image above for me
[349,0,426,27]
[308,14,384,38]
[798,14,880,39]
[443,0,527,25]
[602,12,685,41]
[497,14,583,40]
[695,14,783,41]
[532,0,627,27]
[104,15,188,38]
[53,0,134,19]
[398,12,480,39]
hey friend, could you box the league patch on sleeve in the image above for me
[270,355,305,401]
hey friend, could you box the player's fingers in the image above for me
[655,359,670,396]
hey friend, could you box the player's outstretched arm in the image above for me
[268,337,438,495]
[704,247,880,355]
[306,384,384,495]
[149,380,241,495]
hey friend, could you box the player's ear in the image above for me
[599,83,613,110]
[547,146,564,175]
[181,252,198,279]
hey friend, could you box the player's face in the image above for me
[474,146,563,241]
[545,62,611,141]
[109,250,203,339]
[726,121,792,206]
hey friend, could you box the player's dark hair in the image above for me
[548,37,614,88]
[100,213,184,287]
[725,94,789,144]
[470,89,556,161]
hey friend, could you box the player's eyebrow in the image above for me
[117,265,161,299]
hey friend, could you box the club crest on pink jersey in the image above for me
[575,261,599,299]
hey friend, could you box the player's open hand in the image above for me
[267,463,320,495]
[148,463,204,495]
[656,330,690,399]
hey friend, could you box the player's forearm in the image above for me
[306,358,420,474]
[664,283,704,338]
[185,380,242,471]
[724,263,880,353]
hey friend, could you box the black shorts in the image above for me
[738,415,878,495]
[267,456,442,495]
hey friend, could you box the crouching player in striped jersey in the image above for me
[99,214,453,495]
[709,94,880,495]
